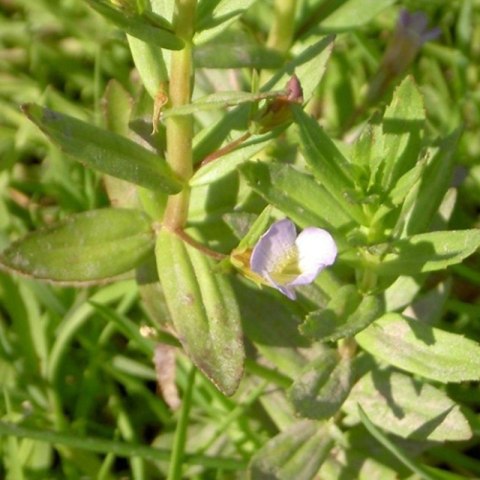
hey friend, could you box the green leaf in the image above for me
[289,350,354,420]
[241,162,352,241]
[400,130,461,236]
[102,80,139,209]
[357,406,442,480]
[232,278,308,350]
[163,90,285,119]
[190,132,275,187]
[127,36,169,99]
[248,420,334,480]
[372,229,480,276]
[23,104,183,194]
[356,313,480,383]
[292,106,366,224]
[263,34,335,104]
[192,35,334,163]
[379,77,425,192]
[344,369,472,441]
[84,0,183,50]
[194,41,284,69]
[195,0,256,44]
[351,121,384,170]
[233,207,273,251]
[0,209,154,284]
[301,286,384,342]
[320,0,396,31]
[155,230,244,395]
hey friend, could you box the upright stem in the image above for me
[163,0,196,230]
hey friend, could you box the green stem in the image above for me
[163,0,197,230]
[167,366,196,480]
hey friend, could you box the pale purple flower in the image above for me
[397,10,441,46]
[250,219,337,300]
[365,9,440,105]
[383,9,441,77]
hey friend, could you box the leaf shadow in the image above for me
[408,406,454,441]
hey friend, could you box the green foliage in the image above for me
[23,103,183,193]
[1,0,480,478]
[356,313,480,383]
[155,230,244,396]
[0,208,154,283]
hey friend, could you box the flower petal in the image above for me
[250,219,297,275]
[263,271,297,300]
[289,227,337,287]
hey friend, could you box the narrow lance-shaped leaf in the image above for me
[102,80,139,209]
[248,420,334,480]
[263,35,335,104]
[83,0,183,50]
[356,313,480,383]
[241,162,352,248]
[127,36,169,99]
[373,229,480,276]
[289,349,354,420]
[163,90,285,118]
[400,129,461,237]
[190,133,275,187]
[193,35,334,163]
[155,230,244,396]
[292,105,366,224]
[0,209,154,284]
[23,104,183,194]
[195,0,256,44]
[320,0,396,31]
[343,369,472,441]
[194,42,284,69]
[380,76,425,191]
[301,286,384,342]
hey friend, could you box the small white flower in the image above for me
[250,219,337,300]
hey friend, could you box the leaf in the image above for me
[192,35,334,163]
[0,209,154,284]
[263,35,334,104]
[320,0,396,31]
[373,229,480,276]
[194,42,284,69]
[233,207,273,251]
[400,130,461,236]
[231,277,308,350]
[102,80,139,209]
[195,0,256,44]
[301,286,384,342]
[84,0,183,50]
[23,104,183,194]
[190,133,275,187]
[289,350,354,420]
[357,406,442,480]
[163,90,285,118]
[379,77,425,192]
[241,162,352,241]
[292,106,366,224]
[344,369,472,441]
[127,36,169,99]
[155,230,244,395]
[248,420,334,480]
[356,313,480,383]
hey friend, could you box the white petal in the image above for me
[250,219,297,275]
[288,227,337,286]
